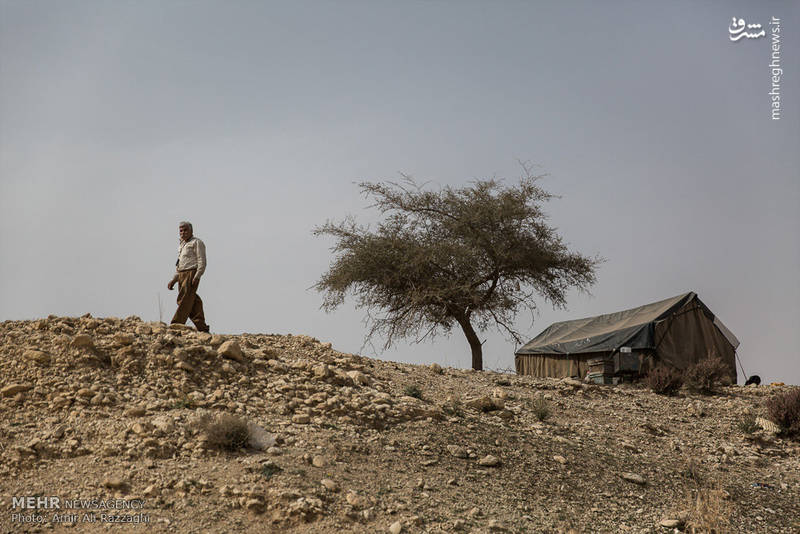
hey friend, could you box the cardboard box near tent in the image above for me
[514,292,739,382]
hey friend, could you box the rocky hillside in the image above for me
[1,315,798,533]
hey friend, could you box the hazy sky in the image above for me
[2,1,798,384]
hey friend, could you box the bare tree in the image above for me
[314,165,601,370]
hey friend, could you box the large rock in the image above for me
[176,361,195,372]
[23,349,51,365]
[267,359,288,372]
[620,472,646,485]
[346,491,368,509]
[320,479,339,492]
[124,406,147,417]
[112,346,143,373]
[247,424,277,450]
[347,370,369,386]
[184,345,207,357]
[71,334,95,350]
[313,364,331,379]
[245,498,265,513]
[464,395,504,412]
[447,445,468,458]
[560,377,585,388]
[478,455,501,467]
[152,416,176,434]
[218,341,245,363]
[103,477,128,490]
[113,333,134,345]
[491,387,509,400]
[2,383,32,397]
[488,519,510,532]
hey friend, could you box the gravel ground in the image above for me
[1,315,798,533]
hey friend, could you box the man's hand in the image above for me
[167,280,176,290]
[191,278,200,289]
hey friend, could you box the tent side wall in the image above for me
[654,301,737,381]
[515,352,608,378]
[515,351,657,378]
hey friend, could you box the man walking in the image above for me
[167,221,210,332]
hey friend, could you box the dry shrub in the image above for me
[646,365,684,395]
[685,487,731,534]
[529,394,551,422]
[765,388,800,437]
[403,384,423,400]
[736,412,760,435]
[681,456,704,486]
[684,357,730,394]
[196,413,251,451]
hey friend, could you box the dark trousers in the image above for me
[171,269,209,332]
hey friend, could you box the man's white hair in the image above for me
[178,221,193,232]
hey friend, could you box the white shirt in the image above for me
[176,237,206,280]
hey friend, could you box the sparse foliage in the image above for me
[314,164,601,370]
[736,412,760,435]
[685,487,732,534]
[684,357,730,395]
[646,365,684,395]
[172,396,195,410]
[529,394,551,421]
[403,384,423,400]
[260,463,282,480]
[766,389,800,437]
[196,413,251,451]
[681,456,704,486]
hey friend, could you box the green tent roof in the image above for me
[515,292,739,356]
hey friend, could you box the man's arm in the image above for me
[167,272,178,290]
[193,239,206,282]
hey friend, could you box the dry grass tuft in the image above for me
[736,412,760,435]
[529,394,551,422]
[684,486,731,534]
[196,413,251,451]
[681,456,704,486]
[403,384,423,400]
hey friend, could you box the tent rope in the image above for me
[735,351,748,381]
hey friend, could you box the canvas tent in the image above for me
[515,292,739,381]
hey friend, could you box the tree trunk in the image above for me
[456,315,483,371]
